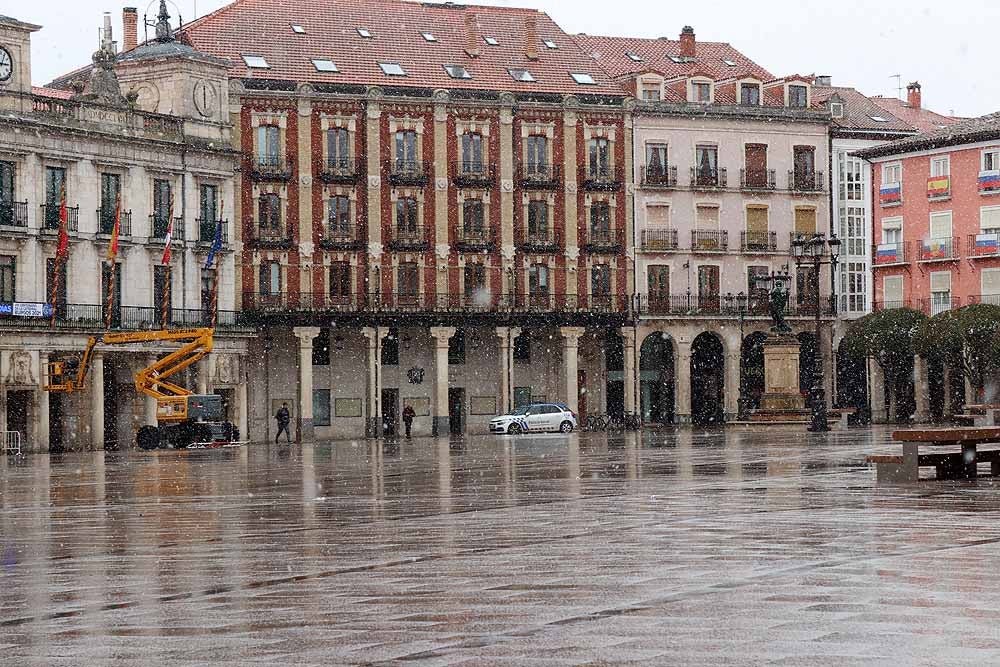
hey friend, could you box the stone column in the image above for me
[869,357,887,423]
[236,357,249,442]
[943,366,953,417]
[362,327,386,438]
[913,355,930,423]
[496,327,512,415]
[144,355,158,426]
[91,352,105,450]
[560,327,585,415]
[724,352,740,420]
[622,327,637,415]
[675,342,692,424]
[293,327,321,442]
[197,359,209,396]
[36,353,49,453]
[430,327,456,436]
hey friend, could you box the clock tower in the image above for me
[0,15,42,112]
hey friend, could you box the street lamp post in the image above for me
[791,233,841,433]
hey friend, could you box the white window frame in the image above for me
[981,205,1000,232]
[881,217,902,244]
[929,210,953,240]
[982,148,1000,174]
[882,162,902,186]
[982,268,1000,304]
[930,155,950,177]
[929,270,952,315]
[689,78,713,104]
[882,275,904,305]
[645,203,670,227]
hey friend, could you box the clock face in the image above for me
[193,80,218,118]
[0,48,12,82]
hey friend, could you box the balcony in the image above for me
[387,225,429,251]
[580,165,623,191]
[741,230,778,253]
[583,226,622,253]
[318,157,361,185]
[789,169,825,192]
[637,293,803,316]
[919,296,961,316]
[978,172,1000,194]
[0,302,244,331]
[250,223,292,248]
[918,236,959,262]
[969,294,1000,306]
[455,225,495,252]
[320,223,362,250]
[968,231,1000,258]
[516,226,560,253]
[740,168,776,191]
[197,219,229,246]
[927,175,951,200]
[39,204,80,233]
[873,241,909,266]
[251,154,294,182]
[452,161,496,188]
[517,163,561,190]
[640,165,678,189]
[690,166,727,189]
[641,228,679,252]
[96,208,132,237]
[387,160,430,187]
[0,201,28,229]
[148,215,184,243]
[690,229,728,252]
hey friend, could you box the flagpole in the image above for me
[48,183,68,328]
[104,191,121,331]
[209,199,224,329]
[160,196,174,329]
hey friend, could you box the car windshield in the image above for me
[510,405,532,416]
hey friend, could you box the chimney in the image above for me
[122,8,138,52]
[102,12,116,53]
[679,26,696,58]
[525,14,538,61]
[907,81,922,109]
[465,13,480,58]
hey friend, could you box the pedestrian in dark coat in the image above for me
[402,404,416,439]
[275,402,292,444]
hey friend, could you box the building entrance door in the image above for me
[6,390,30,442]
[448,388,464,434]
[381,389,398,437]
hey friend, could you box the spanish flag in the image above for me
[161,197,174,265]
[927,176,950,197]
[56,183,69,260]
[107,193,121,261]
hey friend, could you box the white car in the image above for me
[490,403,578,434]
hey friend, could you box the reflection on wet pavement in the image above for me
[3,428,1000,665]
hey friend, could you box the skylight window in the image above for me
[291,24,306,34]
[444,64,472,80]
[311,59,339,73]
[242,55,270,69]
[722,58,737,66]
[509,68,536,83]
[379,62,406,76]
[357,28,372,38]
[668,55,685,64]
[484,36,499,46]
[570,72,597,85]
[870,115,890,122]
[625,51,643,62]
[421,32,437,42]
[544,39,558,49]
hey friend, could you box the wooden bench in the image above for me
[867,427,1000,483]
[960,404,1000,427]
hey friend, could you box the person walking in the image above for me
[402,404,416,439]
[275,402,292,445]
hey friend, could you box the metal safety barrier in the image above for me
[3,431,22,455]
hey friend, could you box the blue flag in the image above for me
[204,220,222,269]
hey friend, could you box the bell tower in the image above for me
[0,15,42,108]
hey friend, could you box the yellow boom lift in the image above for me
[44,328,239,449]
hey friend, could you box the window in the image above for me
[525,135,547,173]
[313,390,331,426]
[544,39,558,49]
[840,155,864,202]
[45,166,66,208]
[396,197,418,232]
[588,138,610,177]
[740,83,760,106]
[259,261,281,296]
[591,264,611,296]
[691,81,711,103]
[311,59,338,73]
[379,62,406,76]
[200,184,218,223]
[744,143,768,187]
[869,115,890,123]
[646,204,669,226]
[722,58,737,67]
[509,68,535,83]
[841,262,867,313]
[394,130,418,168]
[882,217,902,245]
[796,265,818,308]
[788,84,808,108]
[794,207,817,236]
[257,125,281,161]
[529,264,549,297]
[0,255,14,302]
[793,146,816,177]
[327,127,350,165]
[570,72,596,85]
[152,179,171,237]
[461,132,484,171]
[641,84,661,102]
[626,51,643,62]
[397,262,419,299]
[444,64,471,79]
[982,268,1000,301]
[46,258,67,313]
[745,205,769,233]
[0,162,13,212]
[328,195,350,233]
[981,206,1000,232]
[930,156,950,177]
[695,144,718,184]
[381,328,399,366]
[448,329,466,365]
[747,265,769,307]
[421,31,436,42]
[930,271,952,315]
[241,55,269,69]
[840,205,866,257]
[883,275,903,305]
[696,204,720,229]
[647,265,670,302]
[513,334,530,363]
[590,201,611,237]
[463,199,484,234]
[201,268,214,311]
[258,193,282,231]
[464,264,486,298]
[646,143,667,171]
[830,102,844,118]
[313,330,331,366]
[100,173,121,233]
[982,149,999,173]
[356,28,372,38]
[329,261,351,299]
[883,162,902,185]
[291,24,305,34]
[484,36,499,46]
[528,200,548,237]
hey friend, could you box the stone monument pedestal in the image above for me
[749,333,810,423]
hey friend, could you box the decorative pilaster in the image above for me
[675,342,692,424]
[724,352,740,420]
[560,327,585,415]
[91,352,105,450]
[913,355,930,423]
[430,327,457,435]
[236,356,249,441]
[293,327,322,442]
[621,328,637,415]
[36,353,49,453]
[362,327,388,437]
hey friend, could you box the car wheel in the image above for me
[508,422,522,435]
[559,420,574,433]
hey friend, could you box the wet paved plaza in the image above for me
[3,427,1000,665]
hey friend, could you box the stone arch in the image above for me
[836,337,868,421]
[639,331,675,424]
[741,331,770,411]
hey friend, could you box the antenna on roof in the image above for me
[889,74,902,99]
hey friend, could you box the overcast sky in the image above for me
[17,0,998,118]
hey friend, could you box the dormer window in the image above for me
[830,102,844,118]
[691,80,712,103]
[740,82,760,106]
[641,83,661,102]
[788,84,808,108]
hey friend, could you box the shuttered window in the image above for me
[696,205,719,229]
[883,275,903,303]
[930,271,951,292]
[981,206,1000,231]
[929,211,952,239]
[982,269,1000,296]
[794,207,816,235]
[647,204,669,226]
[746,206,768,233]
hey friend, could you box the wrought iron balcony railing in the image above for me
[197,219,229,245]
[387,160,430,187]
[640,228,679,251]
[40,204,80,232]
[318,156,361,184]
[740,168,776,190]
[690,166,727,189]
[251,223,292,248]
[516,226,561,252]
[97,208,132,237]
[583,226,622,252]
[320,223,362,250]
[0,201,28,228]
[455,225,494,251]
[148,215,184,242]
[251,154,294,181]
[452,161,496,188]
[516,162,561,189]
[789,169,825,192]
[580,165,624,191]
[387,225,430,250]
[918,236,960,262]
[641,165,678,188]
[690,229,728,251]
[741,230,778,252]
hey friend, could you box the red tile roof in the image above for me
[177,0,625,97]
[812,86,914,133]
[869,96,959,133]
[31,86,73,100]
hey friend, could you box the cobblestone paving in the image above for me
[3,428,1000,665]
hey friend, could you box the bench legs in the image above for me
[876,443,920,483]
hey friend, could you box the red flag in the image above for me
[161,197,174,265]
[107,193,121,261]
[56,183,69,260]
